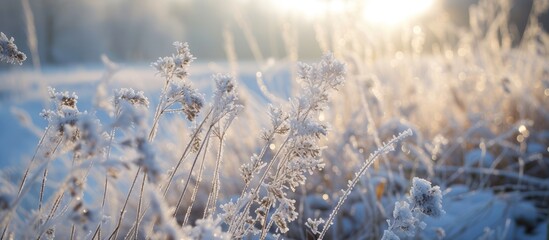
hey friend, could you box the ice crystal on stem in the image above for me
[305,218,325,235]
[318,129,413,240]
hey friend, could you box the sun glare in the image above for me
[271,0,347,19]
[362,0,435,25]
[270,0,435,25]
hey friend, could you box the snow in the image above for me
[422,185,546,239]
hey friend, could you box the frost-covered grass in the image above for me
[2,0,549,239]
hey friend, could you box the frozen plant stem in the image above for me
[90,175,108,240]
[234,125,280,203]
[148,78,172,142]
[109,167,141,240]
[17,126,50,197]
[204,131,225,218]
[173,126,213,218]
[318,129,413,240]
[257,149,294,239]
[162,109,212,198]
[127,111,213,237]
[37,138,64,213]
[126,161,150,238]
[133,172,147,239]
[94,128,116,240]
[184,133,211,225]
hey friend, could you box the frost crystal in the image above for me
[41,87,81,146]
[305,218,325,235]
[74,113,106,158]
[390,201,417,236]
[114,88,149,108]
[211,74,241,123]
[113,88,149,128]
[166,82,204,121]
[384,178,445,239]
[409,177,445,217]
[0,32,26,65]
[152,41,195,79]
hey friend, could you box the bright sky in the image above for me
[269,0,436,25]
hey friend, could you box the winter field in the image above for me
[1,0,549,239]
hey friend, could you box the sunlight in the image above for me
[269,0,435,24]
[271,0,347,19]
[362,0,435,25]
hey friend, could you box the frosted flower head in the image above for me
[152,56,175,78]
[173,41,194,64]
[268,105,289,134]
[211,74,242,122]
[40,108,78,133]
[48,87,79,110]
[213,74,236,96]
[172,41,195,79]
[297,52,345,90]
[240,154,266,184]
[73,113,106,158]
[292,52,345,117]
[291,138,322,159]
[318,52,346,88]
[390,201,416,236]
[152,41,195,79]
[409,177,445,217]
[0,32,26,65]
[113,88,149,128]
[41,87,82,139]
[292,118,327,139]
[167,82,204,121]
[114,88,149,108]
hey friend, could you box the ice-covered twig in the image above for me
[318,129,413,239]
